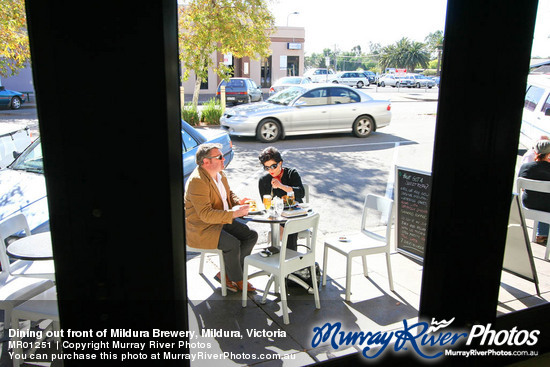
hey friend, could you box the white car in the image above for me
[377,74,414,88]
[519,74,550,149]
[221,84,391,143]
[408,74,436,88]
[329,71,370,88]
[0,123,31,169]
[304,68,335,83]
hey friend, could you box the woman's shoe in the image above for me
[235,280,256,292]
[535,236,548,245]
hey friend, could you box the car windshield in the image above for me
[277,77,302,85]
[10,140,43,174]
[267,87,306,105]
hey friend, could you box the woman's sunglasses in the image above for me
[263,163,279,171]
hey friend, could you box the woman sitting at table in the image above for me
[258,146,305,251]
[518,139,550,245]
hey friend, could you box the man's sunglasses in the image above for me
[263,163,279,171]
[207,154,224,160]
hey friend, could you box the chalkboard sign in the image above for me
[395,167,432,261]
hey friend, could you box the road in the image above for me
[222,98,438,241]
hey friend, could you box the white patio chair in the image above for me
[242,213,320,324]
[268,183,311,246]
[186,245,227,296]
[11,287,59,367]
[516,177,550,260]
[322,194,394,302]
[0,214,55,280]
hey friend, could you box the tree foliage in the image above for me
[378,37,430,72]
[178,0,274,107]
[0,0,30,78]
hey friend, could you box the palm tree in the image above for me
[378,38,430,72]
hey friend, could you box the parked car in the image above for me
[0,123,31,169]
[269,76,311,96]
[408,74,436,88]
[303,68,335,83]
[377,74,414,88]
[432,76,441,87]
[329,71,370,88]
[220,84,391,143]
[0,121,234,232]
[362,71,376,84]
[216,77,263,105]
[0,86,26,110]
[519,74,550,149]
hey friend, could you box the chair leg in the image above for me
[345,256,353,302]
[242,264,249,307]
[311,265,320,309]
[199,253,205,274]
[386,252,395,291]
[531,222,538,243]
[219,253,227,296]
[261,275,275,304]
[361,255,368,277]
[322,244,329,286]
[280,277,289,324]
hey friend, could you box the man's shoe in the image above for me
[235,280,256,292]
[214,272,229,283]
[214,272,237,292]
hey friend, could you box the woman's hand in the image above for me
[271,179,289,191]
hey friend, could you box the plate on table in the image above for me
[248,209,265,215]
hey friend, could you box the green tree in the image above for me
[0,0,30,78]
[425,30,444,76]
[378,37,430,72]
[178,0,274,107]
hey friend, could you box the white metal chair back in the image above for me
[361,193,393,244]
[279,213,319,262]
[0,214,32,274]
[302,183,310,203]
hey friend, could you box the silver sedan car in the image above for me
[220,84,391,143]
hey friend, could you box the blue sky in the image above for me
[269,0,550,58]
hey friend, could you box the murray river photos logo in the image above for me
[311,318,540,360]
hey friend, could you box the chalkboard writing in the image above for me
[395,167,432,260]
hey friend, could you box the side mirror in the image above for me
[545,108,550,117]
[13,151,22,160]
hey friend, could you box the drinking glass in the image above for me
[274,197,284,216]
[263,195,272,210]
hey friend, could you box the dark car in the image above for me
[362,71,376,84]
[0,121,234,232]
[216,77,263,105]
[0,86,26,110]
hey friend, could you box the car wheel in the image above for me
[332,80,338,84]
[357,81,364,88]
[353,115,374,138]
[394,82,399,88]
[416,83,421,88]
[428,86,433,89]
[10,96,22,110]
[257,119,281,143]
[247,95,252,104]
[380,82,385,87]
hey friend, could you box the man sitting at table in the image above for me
[185,143,258,292]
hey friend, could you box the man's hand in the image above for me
[239,197,252,205]
[232,204,250,218]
